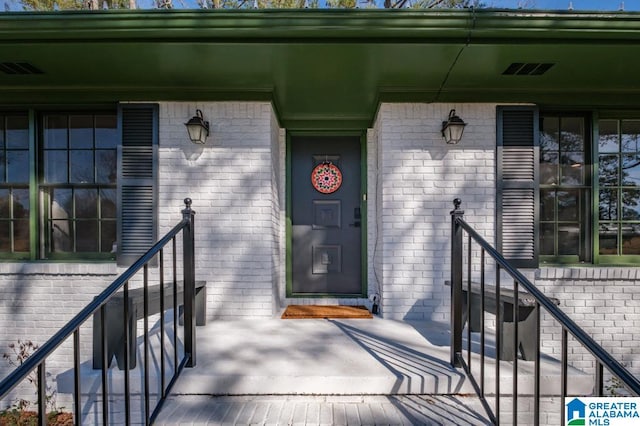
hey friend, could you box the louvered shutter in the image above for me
[497,106,539,268]
[117,104,158,267]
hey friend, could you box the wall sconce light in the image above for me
[441,109,466,145]
[185,109,210,145]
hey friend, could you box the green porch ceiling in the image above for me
[2,9,640,129]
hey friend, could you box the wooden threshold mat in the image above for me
[281,305,373,319]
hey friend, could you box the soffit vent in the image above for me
[0,62,44,75]
[502,63,554,76]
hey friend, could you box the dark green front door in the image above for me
[290,136,362,295]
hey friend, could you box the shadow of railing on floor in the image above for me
[388,395,493,426]
[330,320,466,394]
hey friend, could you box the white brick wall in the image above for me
[158,102,277,319]
[0,263,117,397]
[374,103,497,321]
[533,267,640,382]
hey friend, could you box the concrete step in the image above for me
[153,394,494,426]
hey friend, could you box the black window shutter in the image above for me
[497,106,539,268]
[117,104,158,267]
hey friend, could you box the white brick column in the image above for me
[373,103,496,321]
[158,102,279,319]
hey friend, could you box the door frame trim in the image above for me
[285,131,368,298]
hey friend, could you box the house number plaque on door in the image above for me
[311,162,342,194]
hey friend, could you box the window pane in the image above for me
[13,219,29,252]
[622,154,640,186]
[0,222,9,251]
[0,116,4,149]
[599,188,618,220]
[51,189,72,220]
[622,224,640,255]
[561,117,584,152]
[621,120,640,153]
[0,152,5,182]
[51,219,73,252]
[599,120,619,153]
[100,189,116,218]
[101,220,116,253]
[76,220,98,252]
[44,115,68,149]
[69,115,93,149]
[75,189,97,218]
[558,224,580,255]
[541,117,559,152]
[561,152,584,185]
[540,223,555,255]
[44,151,68,183]
[558,190,579,221]
[6,115,29,149]
[96,150,116,184]
[599,154,619,186]
[7,151,29,183]
[622,188,640,220]
[0,189,8,218]
[69,150,94,183]
[540,152,558,184]
[13,189,29,219]
[599,223,618,255]
[95,115,117,149]
[540,189,555,221]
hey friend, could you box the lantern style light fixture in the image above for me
[185,109,210,145]
[441,109,467,145]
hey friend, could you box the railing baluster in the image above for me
[144,264,150,425]
[160,248,166,399]
[495,266,501,426]
[467,233,472,369]
[513,279,518,426]
[124,280,131,425]
[480,249,485,398]
[173,237,178,374]
[37,362,46,426]
[595,361,604,396]
[100,303,109,425]
[534,301,540,426]
[561,328,568,426]
[74,330,81,426]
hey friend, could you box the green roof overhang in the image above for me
[2,9,640,129]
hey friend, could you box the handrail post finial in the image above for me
[453,198,461,212]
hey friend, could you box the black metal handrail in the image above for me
[0,198,197,425]
[450,198,640,425]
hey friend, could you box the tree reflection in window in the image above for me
[42,113,117,257]
[599,119,640,255]
[540,114,589,261]
[0,114,30,256]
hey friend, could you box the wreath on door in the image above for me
[311,162,342,194]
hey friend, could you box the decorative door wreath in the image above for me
[311,161,342,194]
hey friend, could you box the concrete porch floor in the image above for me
[152,317,592,425]
[169,318,471,396]
[155,318,492,425]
